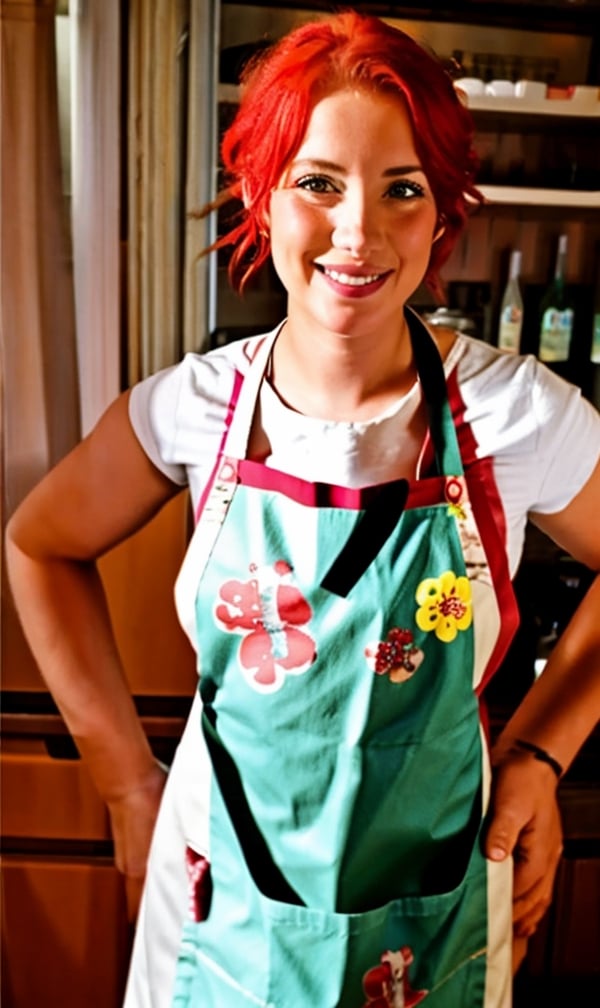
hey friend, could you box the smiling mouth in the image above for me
[318,265,388,287]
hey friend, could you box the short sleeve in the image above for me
[128,364,190,486]
[127,341,259,508]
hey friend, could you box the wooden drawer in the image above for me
[1,744,110,841]
[1,855,130,1008]
[3,493,197,696]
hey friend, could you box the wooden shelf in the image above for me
[466,94,600,118]
[479,185,600,208]
[218,87,600,119]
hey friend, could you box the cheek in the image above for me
[270,203,329,269]
[394,212,438,258]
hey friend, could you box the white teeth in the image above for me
[323,268,381,286]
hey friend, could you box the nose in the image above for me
[330,188,383,257]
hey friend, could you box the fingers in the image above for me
[484,804,523,863]
[512,824,562,937]
[107,762,168,921]
[512,784,562,937]
[512,935,529,976]
[485,755,563,940]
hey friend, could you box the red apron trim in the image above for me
[194,368,245,525]
[427,368,519,696]
[238,457,457,511]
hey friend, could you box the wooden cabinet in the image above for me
[517,781,600,1000]
[1,494,195,1007]
[97,492,197,698]
[1,857,131,1008]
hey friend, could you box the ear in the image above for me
[241,180,270,235]
[432,217,446,243]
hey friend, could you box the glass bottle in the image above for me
[591,256,600,365]
[538,234,574,363]
[497,250,523,353]
[591,252,600,408]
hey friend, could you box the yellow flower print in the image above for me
[415,570,472,643]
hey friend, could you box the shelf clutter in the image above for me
[455,72,599,112]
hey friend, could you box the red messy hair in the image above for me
[211,10,482,300]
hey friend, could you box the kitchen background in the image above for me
[1,1,599,1005]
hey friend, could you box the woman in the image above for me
[6,12,600,1008]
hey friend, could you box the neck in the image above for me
[270,311,417,422]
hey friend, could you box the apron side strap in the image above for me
[201,706,306,908]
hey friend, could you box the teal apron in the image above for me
[173,312,519,1007]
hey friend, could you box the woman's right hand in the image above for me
[107,760,168,921]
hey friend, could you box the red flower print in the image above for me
[365,628,425,684]
[215,562,316,692]
[362,947,428,1007]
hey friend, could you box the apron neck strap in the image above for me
[224,312,464,478]
[406,307,464,478]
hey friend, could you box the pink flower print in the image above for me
[362,947,428,1007]
[215,561,316,693]
[215,578,262,631]
[365,628,425,684]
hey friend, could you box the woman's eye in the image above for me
[386,179,426,200]
[295,174,337,194]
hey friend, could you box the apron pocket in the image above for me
[173,919,272,1008]
[263,837,489,1008]
[172,825,490,1008]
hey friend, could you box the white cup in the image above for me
[514,79,547,101]
[454,77,485,97]
[572,85,600,108]
[485,79,516,97]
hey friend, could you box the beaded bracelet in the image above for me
[514,738,563,780]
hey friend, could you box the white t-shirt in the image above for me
[129,325,600,580]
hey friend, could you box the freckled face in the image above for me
[267,88,440,340]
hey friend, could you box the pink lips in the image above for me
[316,263,391,298]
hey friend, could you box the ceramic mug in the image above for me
[485,80,516,97]
[454,77,485,97]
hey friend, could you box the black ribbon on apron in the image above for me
[320,478,409,597]
[202,705,306,906]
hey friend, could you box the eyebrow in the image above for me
[290,158,424,176]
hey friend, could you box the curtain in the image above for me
[70,0,121,436]
[127,0,216,383]
[1,0,80,519]
[1,0,80,682]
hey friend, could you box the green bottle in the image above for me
[538,234,574,363]
[591,260,600,365]
[592,255,600,409]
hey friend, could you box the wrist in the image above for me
[512,738,563,780]
[104,759,167,807]
[493,737,563,782]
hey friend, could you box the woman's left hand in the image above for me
[484,753,563,942]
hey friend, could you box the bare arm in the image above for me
[5,391,181,914]
[495,455,600,772]
[484,456,600,963]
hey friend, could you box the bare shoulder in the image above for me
[425,324,460,363]
[6,391,181,562]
